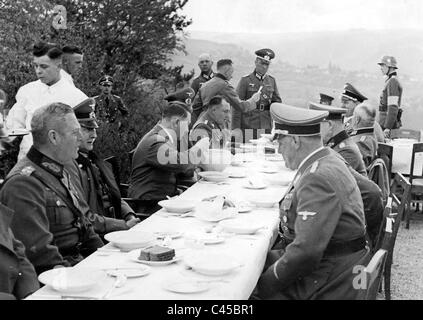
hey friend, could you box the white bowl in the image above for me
[158,199,196,213]
[200,149,232,172]
[198,171,229,182]
[218,219,263,235]
[184,252,241,276]
[249,196,279,208]
[38,267,106,294]
[104,230,155,251]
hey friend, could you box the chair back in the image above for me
[368,158,390,203]
[364,249,388,300]
[409,142,423,184]
[377,143,393,180]
[391,128,421,141]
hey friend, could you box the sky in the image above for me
[182,0,423,34]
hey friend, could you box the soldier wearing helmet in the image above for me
[377,56,403,138]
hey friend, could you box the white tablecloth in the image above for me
[28,153,295,300]
[388,139,423,174]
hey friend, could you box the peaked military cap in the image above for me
[309,102,346,120]
[319,93,334,105]
[255,48,275,64]
[342,83,367,103]
[98,75,113,86]
[270,103,328,136]
[74,98,98,129]
[164,87,195,106]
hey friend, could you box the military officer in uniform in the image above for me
[190,95,231,149]
[94,75,128,125]
[256,103,369,300]
[341,83,385,143]
[309,102,367,176]
[319,93,334,105]
[0,103,103,274]
[349,102,378,167]
[191,59,259,126]
[128,102,209,215]
[377,56,403,138]
[164,87,195,113]
[69,99,140,236]
[191,53,214,95]
[233,49,282,141]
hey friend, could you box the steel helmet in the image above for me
[378,56,398,69]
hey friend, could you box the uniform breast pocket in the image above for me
[45,193,74,226]
[264,86,274,99]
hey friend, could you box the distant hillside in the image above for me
[170,30,423,131]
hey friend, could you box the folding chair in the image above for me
[377,142,393,182]
[403,142,423,228]
[364,249,387,300]
[391,128,421,141]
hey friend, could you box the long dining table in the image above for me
[27,147,296,300]
[387,138,423,174]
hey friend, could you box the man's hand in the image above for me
[125,216,141,229]
[384,128,391,139]
[251,91,261,103]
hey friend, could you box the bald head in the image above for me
[352,102,376,129]
[198,53,213,73]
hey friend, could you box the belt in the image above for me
[256,104,270,111]
[324,236,367,257]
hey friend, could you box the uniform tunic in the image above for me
[0,147,103,274]
[0,204,39,300]
[257,147,368,300]
[233,72,282,136]
[7,77,87,160]
[378,71,403,130]
[350,128,378,167]
[190,111,231,149]
[191,71,214,95]
[191,73,256,125]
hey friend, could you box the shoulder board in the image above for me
[360,136,367,142]
[266,74,275,79]
[21,166,36,176]
[310,161,319,173]
[112,94,121,99]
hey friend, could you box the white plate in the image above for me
[198,171,229,182]
[185,232,225,245]
[219,219,263,235]
[260,167,278,174]
[243,182,267,189]
[128,249,181,266]
[228,170,247,178]
[184,252,241,276]
[106,267,151,278]
[163,279,210,294]
[195,207,238,222]
[154,231,183,239]
[38,267,106,294]
[237,206,252,213]
[249,197,278,208]
[158,199,196,213]
[104,231,155,251]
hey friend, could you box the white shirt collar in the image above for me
[158,124,174,145]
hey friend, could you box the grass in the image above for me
[390,208,423,300]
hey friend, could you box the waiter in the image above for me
[377,56,403,138]
[233,49,282,141]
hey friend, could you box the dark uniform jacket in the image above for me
[0,203,39,300]
[0,147,103,274]
[233,71,282,132]
[67,151,135,235]
[258,147,368,300]
[350,127,378,167]
[191,73,256,125]
[129,124,195,201]
[378,71,403,130]
[94,94,128,124]
[328,130,367,176]
[190,111,231,149]
[191,71,214,95]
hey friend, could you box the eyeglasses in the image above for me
[199,60,211,63]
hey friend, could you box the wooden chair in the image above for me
[403,142,423,228]
[377,142,393,181]
[364,249,387,300]
[382,173,411,299]
[391,128,421,142]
